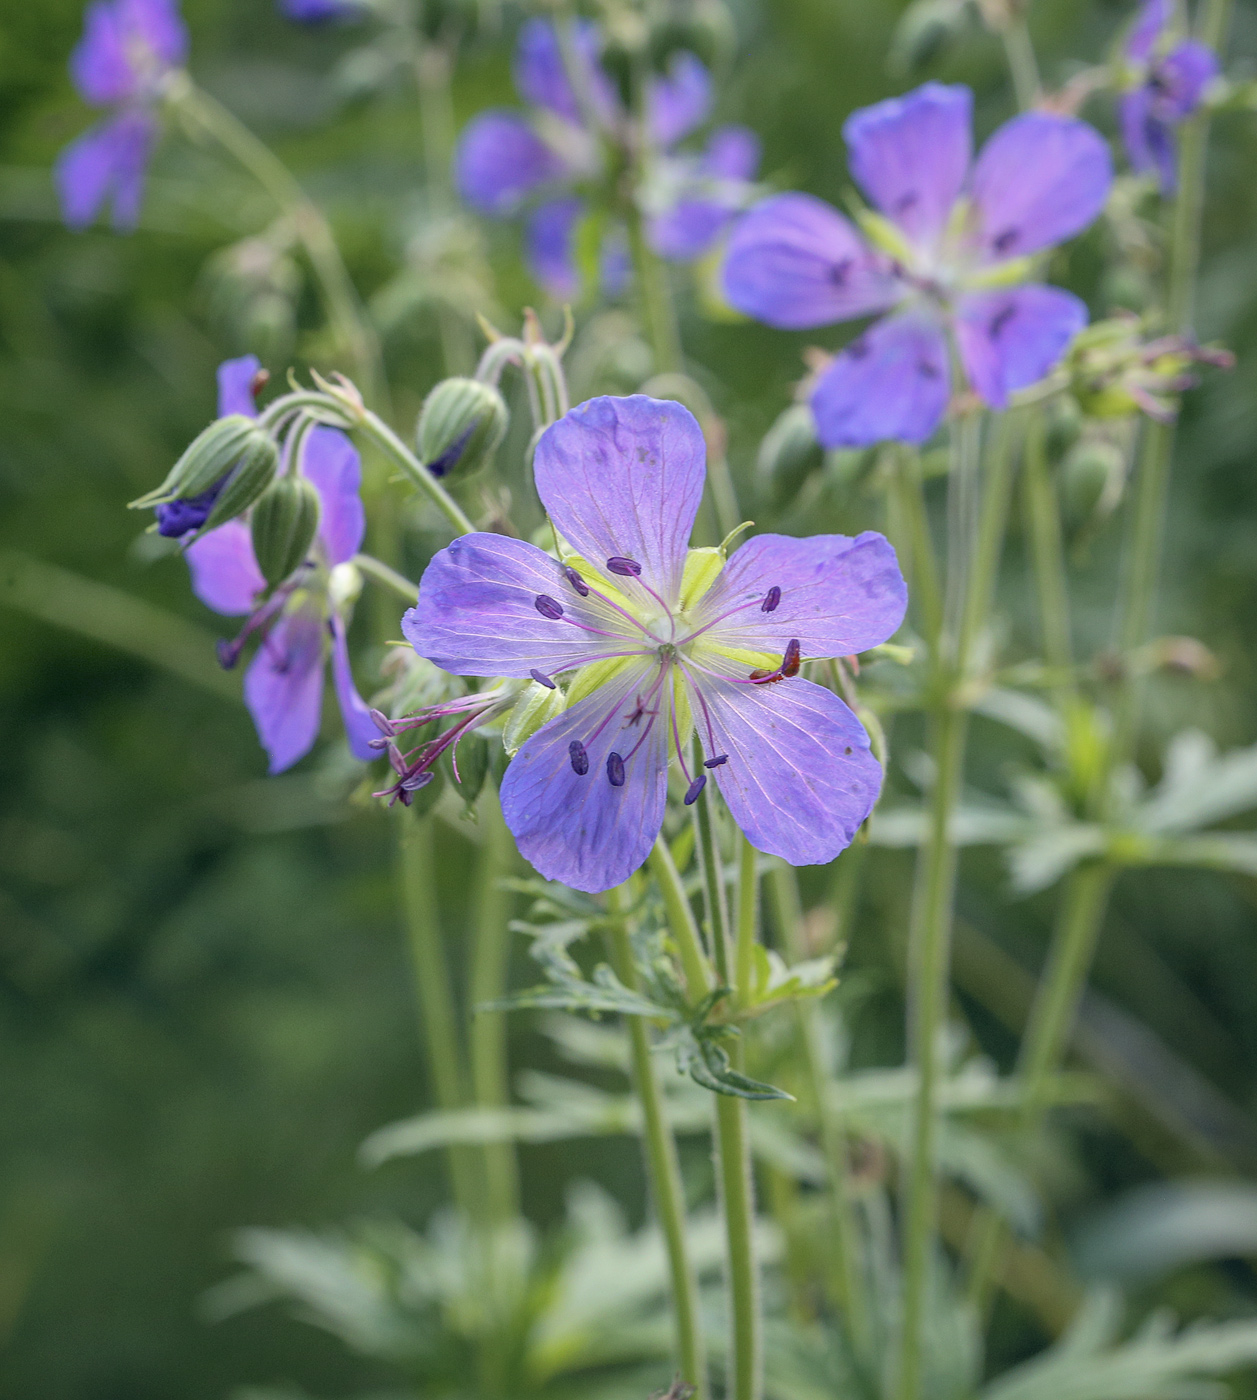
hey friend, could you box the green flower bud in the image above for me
[1061,440,1125,532]
[129,414,266,510]
[757,403,823,501]
[1043,395,1083,463]
[250,474,322,587]
[416,377,508,480]
[198,428,282,535]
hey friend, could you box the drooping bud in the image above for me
[130,415,271,513]
[1061,439,1126,535]
[250,474,322,587]
[197,427,283,535]
[416,377,508,479]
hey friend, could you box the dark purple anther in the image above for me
[781,638,802,677]
[683,775,706,805]
[606,556,642,577]
[762,586,781,613]
[704,754,729,768]
[369,708,396,736]
[606,751,626,786]
[530,668,556,690]
[564,565,590,597]
[569,740,589,775]
[535,594,564,620]
[367,736,391,751]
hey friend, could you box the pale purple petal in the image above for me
[71,1,140,105]
[533,395,707,604]
[56,110,155,232]
[687,666,882,866]
[970,112,1112,262]
[184,519,265,616]
[1126,0,1170,62]
[648,51,711,147]
[217,355,261,418]
[843,82,971,250]
[955,285,1087,410]
[281,0,363,20]
[703,126,760,181]
[404,532,648,678]
[1120,88,1177,190]
[244,603,326,775]
[513,17,619,128]
[455,112,566,218]
[649,199,732,261]
[329,613,378,761]
[525,198,582,299]
[692,531,906,659]
[721,193,900,330]
[301,427,364,566]
[125,0,188,69]
[810,311,949,447]
[500,657,669,892]
[1158,41,1219,118]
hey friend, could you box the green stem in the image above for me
[1021,412,1074,689]
[357,409,476,535]
[736,836,758,1012]
[607,885,709,1399]
[891,447,944,648]
[649,836,713,998]
[767,864,872,1362]
[394,807,479,1220]
[1001,13,1041,112]
[172,82,386,409]
[627,207,684,376]
[469,786,520,1227]
[353,552,420,602]
[693,786,760,1400]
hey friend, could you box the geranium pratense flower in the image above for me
[56,0,188,232]
[279,0,364,21]
[1118,0,1218,193]
[404,395,907,893]
[722,83,1112,447]
[182,356,378,774]
[454,18,759,298]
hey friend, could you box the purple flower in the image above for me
[183,356,377,774]
[56,0,188,232]
[454,20,759,296]
[1118,0,1218,193]
[722,83,1112,447]
[279,0,362,19]
[403,395,906,892]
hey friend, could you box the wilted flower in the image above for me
[181,356,377,773]
[1118,0,1218,193]
[56,0,188,232]
[454,18,759,298]
[1065,315,1234,421]
[722,82,1112,446]
[404,395,906,892]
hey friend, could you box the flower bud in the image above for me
[130,414,266,511]
[1061,440,1125,532]
[416,378,508,479]
[250,474,322,587]
[198,428,283,534]
[757,403,823,501]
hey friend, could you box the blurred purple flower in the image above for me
[56,0,188,232]
[404,394,906,892]
[722,83,1112,446]
[182,356,377,774]
[1119,0,1218,193]
[454,19,759,297]
[279,0,364,22]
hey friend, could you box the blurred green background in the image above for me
[2,0,1257,1395]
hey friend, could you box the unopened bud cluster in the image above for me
[416,377,508,479]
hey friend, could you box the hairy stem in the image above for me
[649,836,714,998]
[357,409,476,535]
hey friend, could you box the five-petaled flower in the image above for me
[722,82,1113,447]
[57,0,188,233]
[1118,0,1218,194]
[181,356,378,774]
[455,18,760,299]
[404,395,907,893]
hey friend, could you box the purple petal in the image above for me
[125,0,188,69]
[1157,41,1219,118]
[534,395,707,605]
[649,199,732,261]
[688,667,882,866]
[404,532,649,678]
[184,519,265,616]
[810,311,949,447]
[693,531,906,659]
[1119,88,1177,191]
[525,197,582,299]
[70,2,136,105]
[600,226,631,298]
[702,126,760,181]
[647,51,711,147]
[1126,0,1170,61]
[217,355,261,418]
[843,82,971,250]
[970,112,1112,262]
[721,193,900,330]
[513,17,619,128]
[301,426,364,566]
[244,603,326,775]
[955,285,1087,410]
[280,0,362,20]
[454,112,566,218]
[499,657,669,892]
[329,613,378,761]
[56,110,155,232]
